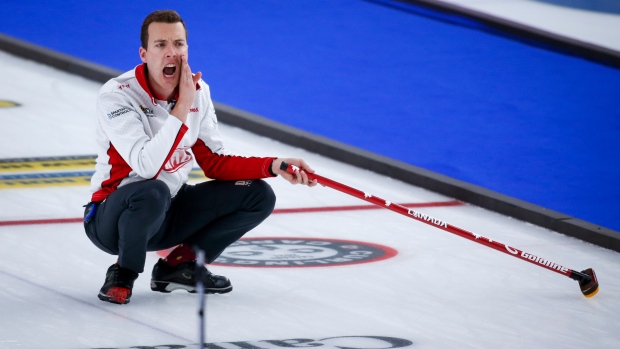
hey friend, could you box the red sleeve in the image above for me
[192,139,276,180]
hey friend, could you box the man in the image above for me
[84,9,316,305]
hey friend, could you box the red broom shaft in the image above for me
[296,166,574,278]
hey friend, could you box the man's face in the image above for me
[139,21,188,98]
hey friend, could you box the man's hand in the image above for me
[271,158,318,187]
[171,55,202,123]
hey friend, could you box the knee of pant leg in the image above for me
[253,179,276,215]
[145,180,171,211]
[128,180,171,212]
[147,180,170,199]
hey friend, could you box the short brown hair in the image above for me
[140,10,187,49]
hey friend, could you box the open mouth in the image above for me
[163,64,176,77]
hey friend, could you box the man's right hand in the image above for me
[171,55,202,123]
[272,158,318,187]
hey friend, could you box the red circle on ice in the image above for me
[157,237,397,268]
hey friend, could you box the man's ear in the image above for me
[139,47,147,63]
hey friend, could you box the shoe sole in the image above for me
[150,280,233,294]
[98,287,131,304]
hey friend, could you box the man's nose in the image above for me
[165,45,177,57]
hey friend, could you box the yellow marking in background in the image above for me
[0,100,20,108]
[0,175,92,189]
[188,170,208,180]
[0,157,96,173]
[0,170,208,189]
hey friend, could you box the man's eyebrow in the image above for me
[152,38,186,43]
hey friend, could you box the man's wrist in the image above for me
[268,159,278,176]
[170,103,189,123]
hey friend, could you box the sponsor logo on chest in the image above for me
[139,105,155,117]
[107,107,131,119]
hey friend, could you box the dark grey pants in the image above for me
[84,179,276,273]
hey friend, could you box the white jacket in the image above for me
[89,64,275,202]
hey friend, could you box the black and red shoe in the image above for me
[150,258,232,294]
[98,264,138,304]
